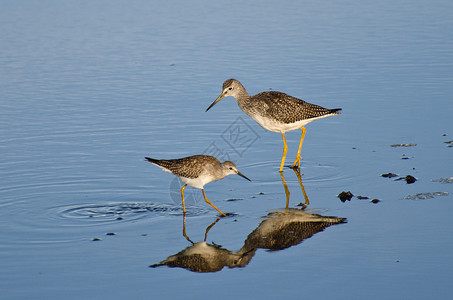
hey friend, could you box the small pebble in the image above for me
[357,195,369,200]
[92,238,101,241]
[106,232,116,236]
[371,199,381,204]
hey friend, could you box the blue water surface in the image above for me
[1,0,452,299]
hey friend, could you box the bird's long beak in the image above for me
[206,93,225,112]
[237,171,251,182]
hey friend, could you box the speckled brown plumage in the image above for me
[149,242,242,273]
[145,155,219,179]
[217,78,341,125]
[241,209,346,252]
[207,79,342,171]
[244,91,341,124]
[145,155,249,216]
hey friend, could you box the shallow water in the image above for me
[1,0,452,299]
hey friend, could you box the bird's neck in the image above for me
[234,87,250,104]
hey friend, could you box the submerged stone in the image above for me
[390,143,417,147]
[382,172,398,178]
[338,191,353,202]
[404,192,449,200]
[405,175,417,184]
[432,177,453,183]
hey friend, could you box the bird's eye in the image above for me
[228,87,232,90]
[229,167,233,170]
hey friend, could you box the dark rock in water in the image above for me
[92,238,101,241]
[404,192,449,200]
[432,177,453,183]
[357,195,369,200]
[390,143,417,147]
[338,191,353,202]
[405,175,417,184]
[226,198,243,202]
[394,175,417,184]
[371,199,380,204]
[222,212,237,217]
[106,232,116,236]
[295,202,307,208]
[382,173,398,178]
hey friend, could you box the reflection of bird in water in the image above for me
[150,215,254,272]
[240,209,346,252]
[280,168,309,209]
[149,241,253,273]
[206,79,341,171]
[150,207,346,272]
[241,172,345,251]
[145,155,250,216]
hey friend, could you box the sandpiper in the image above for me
[206,79,341,172]
[145,155,250,216]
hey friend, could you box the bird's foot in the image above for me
[291,156,302,170]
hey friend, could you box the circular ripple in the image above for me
[246,159,356,188]
[55,202,208,226]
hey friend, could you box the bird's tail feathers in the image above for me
[145,157,158,164]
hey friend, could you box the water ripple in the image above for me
[53,202,207,226]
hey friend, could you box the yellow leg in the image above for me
[204,218,220,241]
[292,168,309,206]
[182,212,194,244]
[280,171,291,210]
[280,132,288,172]
[291,127,306,170]
[180,184,187,214]
[202,189,227,217]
